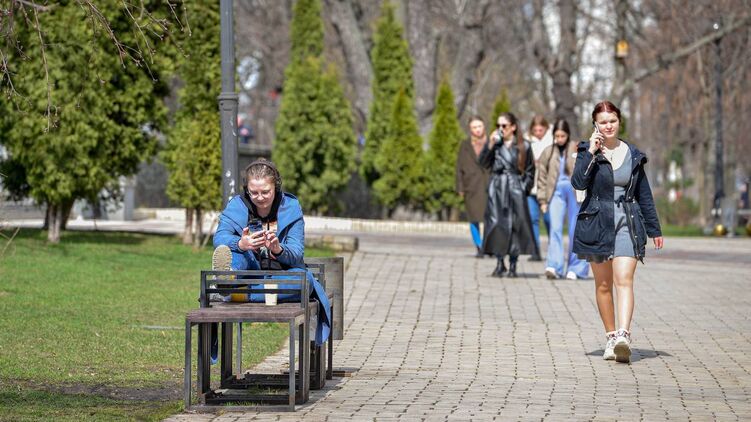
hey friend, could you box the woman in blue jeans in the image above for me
[536,119,589,280]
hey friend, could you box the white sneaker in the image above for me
[613,329,632,363]
[544,267,558,279]
[566,271,578,280]
[210,245,233,302]
[603,333,617,360]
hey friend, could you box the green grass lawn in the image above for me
[0,229,332,421]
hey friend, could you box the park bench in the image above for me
[183,257,343,411]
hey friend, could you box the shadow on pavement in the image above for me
[587,348,673,362]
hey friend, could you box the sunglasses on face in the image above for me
[497,123,509,129]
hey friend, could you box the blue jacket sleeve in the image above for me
[276,216,305,268]
[571,141,594,190]
[213,197,247,252]
[635,166,662,238]
[213,213,243,252]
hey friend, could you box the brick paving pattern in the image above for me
[166,234,751,421]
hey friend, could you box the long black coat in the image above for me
[571,141,662,261]
[478,140,538,257]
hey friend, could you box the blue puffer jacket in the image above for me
[571,141,662,262]
[213,193,331,345]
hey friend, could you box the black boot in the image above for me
[508,257,518,278]
[492,258,507,277]
[475,247,484,258]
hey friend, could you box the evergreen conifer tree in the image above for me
[272,0,356,214]
[425,79,464,217]
[289,0,324,63]
[361,1,414,186]
[492,87,511,123]
[0,3,172,243]
[373,89,424,213]
[162,0,222,246]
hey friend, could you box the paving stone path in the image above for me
[166,233,751,421]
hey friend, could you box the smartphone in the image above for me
[592,121,601,135]
[248,218,264,233]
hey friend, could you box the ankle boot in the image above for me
[508,259,518,278]
[475,246,484,258]
[492,258,507,277]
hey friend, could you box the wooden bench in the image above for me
[184,270,314,411]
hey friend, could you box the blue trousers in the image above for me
[527,195,550,250]
[546,181,589,278]
[469,222,482,248]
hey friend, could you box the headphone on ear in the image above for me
[242,158,283,196]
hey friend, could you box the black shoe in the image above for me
[492,259,507,277]
[528,254,542,262]
[475,247,484,258]
[508,260,518,278]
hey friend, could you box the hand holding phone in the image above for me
[589,122,604,154]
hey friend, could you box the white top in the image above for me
[529,126,553,161]
[528,126,553,196]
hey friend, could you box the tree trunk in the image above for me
[325,0,373,127]
[60,199,74,230]
[183,208,194,245]
[193,208,204,249]
[47,203,62,243]
[551,0,579,140]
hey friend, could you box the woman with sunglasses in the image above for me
[479,112,539,277]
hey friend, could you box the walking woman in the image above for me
[479,112,538,277]
[537,119,589,280]
[526,115,553,261]
[456,116,490,257]
[572,101,663,363]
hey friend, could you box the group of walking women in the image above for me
[456,100,663,363]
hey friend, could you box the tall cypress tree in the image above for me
[373,89,423,213]
[162,0,222,246]
[361,1,414,186]
[425,79,464,216]
[273,0,356,214]
[289,0,324,63]
[492,87,511,123]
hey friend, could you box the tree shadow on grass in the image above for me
[14,228,151,245]
[587,348,673,362]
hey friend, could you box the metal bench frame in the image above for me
[184,269,311,411]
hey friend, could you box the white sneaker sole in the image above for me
[212,245,232,272]
[545,268,557,279]
[603,349,616,360]
[614,341,631,363]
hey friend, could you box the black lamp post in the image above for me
[712,21,726,235]
[219,0,239,205]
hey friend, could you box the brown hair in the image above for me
[244,158,282,192]
[528,114,549,136]
[498,112,526,173]
[592,101,621,122]
[467,115,485,126]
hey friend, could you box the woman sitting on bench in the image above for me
[212,158,331,348]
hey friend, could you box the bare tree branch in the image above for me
[32,4,52,131]
[614,13,751,103]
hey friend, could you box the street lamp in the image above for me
[711,20,725,235]
[219,0,239,206]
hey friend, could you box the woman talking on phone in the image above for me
[572,101,663,363]
[479,112,538,277]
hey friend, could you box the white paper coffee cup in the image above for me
[265,283,278,306]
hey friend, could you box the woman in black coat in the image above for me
[479,112,538,277]
[572,101,664,364]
